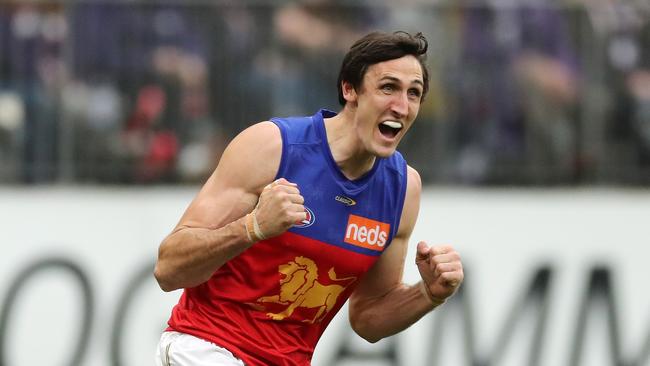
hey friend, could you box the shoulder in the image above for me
[223,121,282,164]
[171,121,283,230]
[230,121,281,148]
[405,165,422,196]
[403,165,422,214]
[213,121,282,194]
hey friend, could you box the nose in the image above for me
[390,92,409,118]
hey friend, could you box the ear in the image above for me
[341,81,358,104]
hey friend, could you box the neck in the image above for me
[324,107,376,181]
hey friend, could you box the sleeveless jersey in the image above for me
[167,109,408,365]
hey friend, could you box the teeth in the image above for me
[381,121,403,129]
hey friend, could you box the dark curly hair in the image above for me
[336,31,429,106]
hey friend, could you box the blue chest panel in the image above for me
[271,109,408,256]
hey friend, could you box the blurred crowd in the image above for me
[0,0,649,186]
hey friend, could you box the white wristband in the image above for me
[252,210,266,240]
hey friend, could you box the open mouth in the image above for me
[378,121,403,139]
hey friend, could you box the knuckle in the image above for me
[279,192,292,202]
[440,271,454,280]
[442,275,451,283]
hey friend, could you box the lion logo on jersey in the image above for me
[256,256,357,323]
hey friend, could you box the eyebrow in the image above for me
[379,76,424,88]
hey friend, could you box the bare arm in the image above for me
[153,122,306,291]
[348,166,464,343]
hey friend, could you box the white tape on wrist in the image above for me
[244,213,255,243]
[244,220,253,242]
[252,210,266,241]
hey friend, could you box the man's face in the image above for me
[344,55,424,158]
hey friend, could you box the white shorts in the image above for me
[155,331,246,366]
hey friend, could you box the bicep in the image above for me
[173,121,282,232]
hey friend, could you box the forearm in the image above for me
[154,215,252,291]
[349,281,443,343]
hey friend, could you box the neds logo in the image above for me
[344,214,390,251]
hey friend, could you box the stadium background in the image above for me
[1,1,649,365]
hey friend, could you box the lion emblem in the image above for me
[256,256,357,323]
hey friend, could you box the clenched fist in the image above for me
[415,242,463,305]
[252,178,307,239]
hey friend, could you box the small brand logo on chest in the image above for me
[335,195,356,206]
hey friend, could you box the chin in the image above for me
[373,146,397,158]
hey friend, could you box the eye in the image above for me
[381,84,395,93]
[408,88,422,100]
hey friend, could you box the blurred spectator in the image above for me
[606,5,650,182]
[66,3,225,183]
[197,4,273,138]
[61,80,123,181]
[259,0,382,116]
[0,91,24,181]
[445,1,580,184]
[1,4,67,182]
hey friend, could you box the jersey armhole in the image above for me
[390,159,409,245]
[270,119,289,179]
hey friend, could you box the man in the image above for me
[154,31,464,366]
